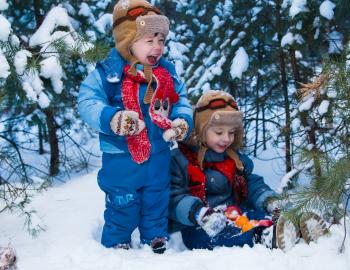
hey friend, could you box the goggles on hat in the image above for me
[113,6,162,29]
[195,98,239,113]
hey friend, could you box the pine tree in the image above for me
[281,45,350,251]
[0,0,111,235]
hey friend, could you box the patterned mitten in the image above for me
[110,110,145,136]
[196,207,227,237]
[162,118,188,142]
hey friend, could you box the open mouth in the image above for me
[147,55,158,65]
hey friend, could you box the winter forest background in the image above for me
[0,0,350,265]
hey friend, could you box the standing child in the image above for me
[169,90,328,251]
[78,0,192,253]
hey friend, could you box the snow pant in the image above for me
[97,148,171,247]
[181,209,269,250]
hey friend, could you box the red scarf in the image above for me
[178,144,248,204]
[121,65,179,164]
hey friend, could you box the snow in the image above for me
[40,56,64,94]
[289,0,307,18]
[320,1,336,20]
[281,32,294,47]
[0,0,8,11]
[318,100,330,116]
[212,16,224,31]
[96,0,112,10]
[292,118,301,130]
[94,13,113,34]
[0,14,11,42]
[299,96,315,112]
[78,2,93,17]
[0,51,10,79]
[29,6,74,47]
[21,70,50,109]
[14,50,32,75]
[1,169,350,270]
[230,47,249,79]
[328,30,343,54]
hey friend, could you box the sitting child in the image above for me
[168,90,328,251]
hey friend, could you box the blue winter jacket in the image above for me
[168,144,277,233]
[78,48,193,154]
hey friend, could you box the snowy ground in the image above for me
[1,154,350,270]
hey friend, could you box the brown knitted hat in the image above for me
[194,90,244,170]
[112,0,169,104]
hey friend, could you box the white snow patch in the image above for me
[29,6,74,47]
[299,96,315,112]
[0,14,11,42]
[94,13,112,34]
[40,56,64,94]
[1,169,349,270]
[281,32,294,47]
[289,0,307,17]
[328,31,343,54]
[0,51,10,79]
[0,0,8,11]
[230,47,249,79]
[14,50,32,76]
[320,1,336,20]
[318,100,330,116]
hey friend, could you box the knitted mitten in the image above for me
[162,118,188,142]
[110,110,145,136]
[196,207,227,237]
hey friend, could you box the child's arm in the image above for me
[169,148,204,226]
[78,69,121,136]
[238,153,278,212]
[170,79,193,132]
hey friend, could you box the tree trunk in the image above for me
[262,102,267,150]
[33,0,59,175]
[38,122,44,155]
[289,47,301,86]
[254,73,261,157]
[33,0,44,29]
[43,108,59,176]
[276,0,292,173]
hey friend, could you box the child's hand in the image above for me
[196,207,227,237]
[162,118,188,142]
[110,110,145,136]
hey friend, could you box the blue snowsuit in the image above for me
[169,144,277,250]
[78,48,193,247]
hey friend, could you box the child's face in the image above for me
[205,124,235,153]
[130,33,165,65]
